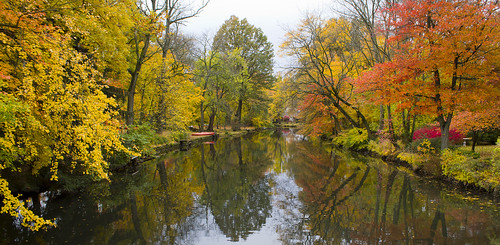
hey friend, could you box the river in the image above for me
[1,130,499,244]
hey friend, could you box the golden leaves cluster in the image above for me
[0,0,134,230]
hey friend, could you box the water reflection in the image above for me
[199,136,273,242]
[0,130,499,244]
[280,137,500,244]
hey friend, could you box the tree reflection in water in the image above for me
[279,134,499,244]
[199,135,274,241]
[0,130,499,244]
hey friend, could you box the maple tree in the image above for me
[356,0,500,149]
[281,16,375,138]
[453,99,500,151]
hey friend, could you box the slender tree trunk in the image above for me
[127,34,151,125]
[199,101,205,131]
[402,109,416,144]
[410,114,417,142]
[207,108,216,131]
[127,72,139,125]
[471,131,479,152]
[233,98,243,131]
[387,105,395,141]
[379,105,385,131]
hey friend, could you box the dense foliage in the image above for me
[276,0,499,151]
[0,0,498,233]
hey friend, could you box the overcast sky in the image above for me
[182,0,337,72]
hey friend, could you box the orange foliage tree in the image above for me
[356,0,500,149]
[281,16,375,138]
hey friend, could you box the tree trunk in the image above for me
[387,105,395,141]
[410,114,417,143]
[378,105,385,131]
[232,98,243,131]
[199,101,205,132]
[207,108,216,132]
[126,34,151,125]
[438,114,453,150]
[126,71,139,125]
[471,131,479,152]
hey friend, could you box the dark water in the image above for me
[1,130,499,244]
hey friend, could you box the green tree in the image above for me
[213,16,275,130]
[194,48,247,131]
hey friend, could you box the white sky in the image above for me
[182,0,337,73]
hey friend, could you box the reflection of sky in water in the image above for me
[2,132,499,244]
[177,170,303,244]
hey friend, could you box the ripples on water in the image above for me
[1,130,499,244]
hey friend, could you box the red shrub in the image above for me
[413,126,464,144]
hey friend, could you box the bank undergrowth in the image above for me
[331,128,500,196]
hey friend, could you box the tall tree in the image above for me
[356,0,500,149]
[135,50,203,131]
[194,48,245,131]
[213,16,275,130]
[0,0,132,230]
[126,0,208,125]
[126,0,164,125]
[338,0,401,136]
[281,16,374,138]
[158,0,209,58]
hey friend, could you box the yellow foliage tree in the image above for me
[135,51,202,131]
[0,0,132,230]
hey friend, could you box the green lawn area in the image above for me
[458,145,498,159]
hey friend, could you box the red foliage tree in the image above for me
[356,0,500,149]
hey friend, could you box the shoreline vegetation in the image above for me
[1,0,498,233]
[121,124,499,202]
[327,127,500,200]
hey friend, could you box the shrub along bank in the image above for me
[331,128,500,196]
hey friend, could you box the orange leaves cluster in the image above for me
[356,0,500,123]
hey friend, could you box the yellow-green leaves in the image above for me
[136,51,202,131]
[0,178,56,231]
[0,0,132,230]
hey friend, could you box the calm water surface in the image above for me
[1,130,499,244]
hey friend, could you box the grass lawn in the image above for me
[458,145,498,159]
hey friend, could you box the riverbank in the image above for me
[335,136,500,200]
[155,126,260,153]
[113,126,262,172]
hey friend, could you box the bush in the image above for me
[477,129,500,144]
[398,139,438,168]
[368,139,395,156]
[120,123,168,154]
[333,128,369,150]
[407,137,440,153]
[441,148,500,191]
[397,152,423,167]
[413,126,464,145]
